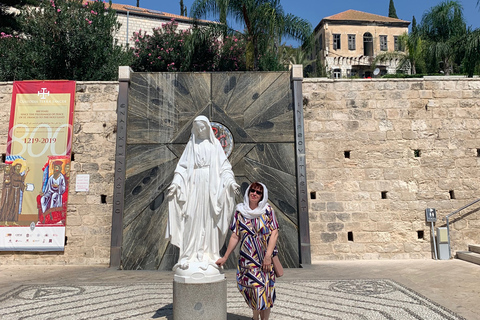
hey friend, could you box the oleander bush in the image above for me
[130,20,246,72]
[0,0,132,81]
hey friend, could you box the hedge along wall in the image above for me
[303,77,480,260]
[0,82,118,265]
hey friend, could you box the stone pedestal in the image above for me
[173,278,227,320]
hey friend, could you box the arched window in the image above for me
[363,32,373,56]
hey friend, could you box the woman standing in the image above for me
[216,182,279,320]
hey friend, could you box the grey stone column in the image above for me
[110,66,131,268]
[291,65,311,265]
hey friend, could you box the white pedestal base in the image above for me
[173,279,227,320]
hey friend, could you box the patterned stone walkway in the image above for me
[0,279,465,320]
[1,260,479,319]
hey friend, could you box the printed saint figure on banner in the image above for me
[37,157,70,225]
[0,157,29,225]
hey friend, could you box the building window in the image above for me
[363,32,373,56]
[380,35,388,51]
[333,68,341,79]
[317,35,323,52]
[394,36,404,51]
[333,34,341,50]
[348,34,356,50]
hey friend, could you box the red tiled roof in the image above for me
[89,1,213,24]
[323,9,409,24]
[314,9,409,32]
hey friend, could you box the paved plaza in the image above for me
[0,259,479,320]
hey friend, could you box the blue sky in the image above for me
[119,0,480,46]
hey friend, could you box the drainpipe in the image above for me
[126,11,129,46]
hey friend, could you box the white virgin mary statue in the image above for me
[166,115,239,282]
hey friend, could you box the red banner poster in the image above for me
[0,81,75,251]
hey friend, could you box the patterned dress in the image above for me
[231,204,279,310]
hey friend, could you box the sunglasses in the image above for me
[249,189,263,195]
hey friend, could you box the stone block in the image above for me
[419,90,433,99]
[320,212,336,222]
[327,222,344,232]
[92,101,116,111]
[336,213,351,222]
[173,279,227,320]
[311,202,326,211]
[333,243,351,253]
[327,202,344,212]
[320,232,338,243]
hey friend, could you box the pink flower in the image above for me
[57,9,61,12]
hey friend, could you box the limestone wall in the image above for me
[1,76,480,265]
[303,77,480,260]
[0,82,118,265]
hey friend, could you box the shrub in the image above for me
[0,0,132,81]
[130,20,247,72]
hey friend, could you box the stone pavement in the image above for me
[0,259,479,320]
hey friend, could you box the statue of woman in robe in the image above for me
[166,116,239,277]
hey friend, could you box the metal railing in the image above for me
[443,198,480,258]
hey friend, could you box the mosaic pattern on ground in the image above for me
[0,279,465,320]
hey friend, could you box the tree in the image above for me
[191,0,311,70]
[192,0,229,25]
[411,15,417,33]
[419,0,467,75]
[464,28,480,77]
[388,0,398,19]
[373,32,425,75]
[0,0,132,81]
[180,0,187,16]
[278,45,312,76]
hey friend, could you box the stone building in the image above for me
[310,10,410,78]
[108,2,214,47]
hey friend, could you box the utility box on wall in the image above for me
[436,227,450,260]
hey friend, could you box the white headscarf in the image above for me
[191,115,217,144]
[236,182,269,220]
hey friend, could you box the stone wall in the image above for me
[303,77,480,260]
[0,82,118,265]
[2,76,480,265]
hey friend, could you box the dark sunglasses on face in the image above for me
[249,189,263,195]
